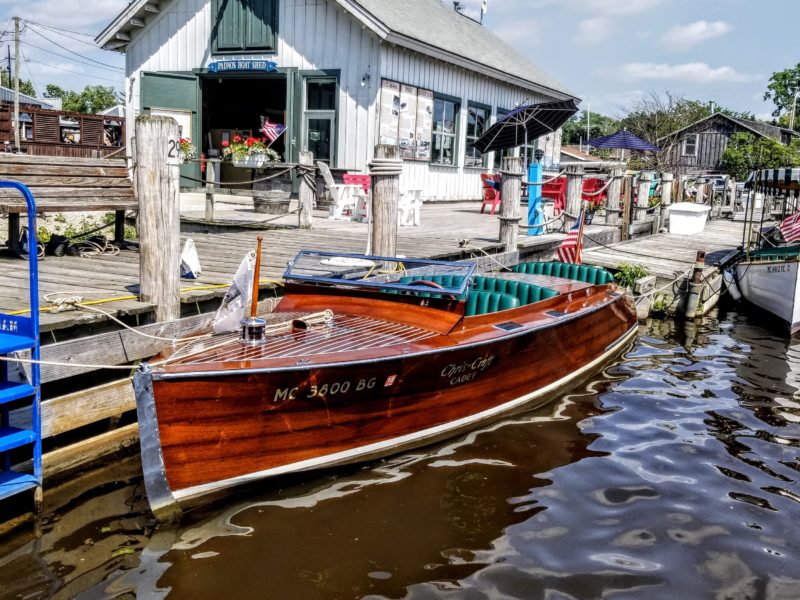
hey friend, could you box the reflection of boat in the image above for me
[134,251,637,518]
[731,168,800,334]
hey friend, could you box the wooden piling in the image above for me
[621,175,632,240]
[605,167,623,226]
[135,115,181,322]
[499,156,523,252]
[298,151,314,229]
[369,144,402,257]
[635,172,652,223]
[682,250,707,319]
[564,165,584,229]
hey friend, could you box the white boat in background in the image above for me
[731,168,800,334]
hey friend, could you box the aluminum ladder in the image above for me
[0,181,41,505]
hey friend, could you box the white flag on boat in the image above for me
[212,250,256,334]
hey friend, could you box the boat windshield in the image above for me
[283,251,475,297]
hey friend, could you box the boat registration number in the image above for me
[767,264,790,273]
[273,377,378,402]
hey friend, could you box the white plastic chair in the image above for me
[317,161,361,220]
[398,190,422,227]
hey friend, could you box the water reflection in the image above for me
[1,308,799,599]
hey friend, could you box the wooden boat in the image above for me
[134,250,638,519]
[730,168,800,334]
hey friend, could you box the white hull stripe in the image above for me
[171,324,638,504]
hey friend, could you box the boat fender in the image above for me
[722,269,742,301]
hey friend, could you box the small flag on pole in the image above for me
[779,212,800,243]
[556,209,586,264]
[260,118,287,145]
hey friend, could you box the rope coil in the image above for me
[368,157,403,176]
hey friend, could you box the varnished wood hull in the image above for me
[134,287,637,519]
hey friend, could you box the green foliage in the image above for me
[764,63,800,125]
[721,133,800,180]
[614,263,649,291]
[45,84,120,114]
[650,295,669,315]
[562,110,620,146]
[0,71,36,97]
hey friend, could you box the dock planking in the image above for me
[2,201,599,334]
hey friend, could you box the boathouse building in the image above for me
[97,0,578,200]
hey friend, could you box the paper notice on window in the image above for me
[398,84,418,159]
[378,80,401,145]
[415,89,434,161]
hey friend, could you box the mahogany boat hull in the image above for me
[134,288,637,519]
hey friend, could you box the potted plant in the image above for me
[222,135,281,168]
[178,138,196,163]
[585,196,606,224]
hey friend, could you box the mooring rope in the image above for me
[522,169,567,187]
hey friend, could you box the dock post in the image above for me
[635,172,652,224]
[298,151,314,229]
[659,172,674,232]
[564,165,584,229]
[499,156,523,251]
[204,158,220,221]
[136,115,181,322]
[369,144,402,257]
[676,176,686,203]
[621,175,632,240]
[682,250,707,319]
[606,167,623,226]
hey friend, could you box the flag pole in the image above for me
[250,235,263,318]
[574,202,587,263]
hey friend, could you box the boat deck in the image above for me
[165,309,440,366]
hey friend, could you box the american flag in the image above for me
[260,119,287,144]
[779,212,800,243]
[556,209,586,264]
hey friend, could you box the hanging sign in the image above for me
[378,80,401,146]
[414,89,434,161]
[398,84,418,159]
[209,60,278,73]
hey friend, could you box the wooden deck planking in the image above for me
[0,201,617,333]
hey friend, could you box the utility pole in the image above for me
[586,102,590,145]
[5,46,10,87]
[13,16,20,151]
[790,91,799,131]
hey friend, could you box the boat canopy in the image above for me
[754,168,800,193]
[283,250,475,297]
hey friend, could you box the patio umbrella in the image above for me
[473,99,579,156]
[586,129,660,152]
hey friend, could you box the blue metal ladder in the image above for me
[0,181,42,505]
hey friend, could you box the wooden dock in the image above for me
[1,201,616,337]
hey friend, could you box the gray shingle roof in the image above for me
[339,0,576,99]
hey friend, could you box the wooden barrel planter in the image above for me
[252,190,291,214]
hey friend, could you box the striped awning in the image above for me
[755,168,800,192]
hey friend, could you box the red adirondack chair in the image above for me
[480,174,501,214]
[582,178,607,209]
[541,177,566,214]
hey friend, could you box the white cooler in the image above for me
[668,202,711,235]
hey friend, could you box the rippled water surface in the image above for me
[1,308,799,599]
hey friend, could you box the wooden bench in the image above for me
[0,154,136,253]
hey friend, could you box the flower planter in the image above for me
[232,154,268,169]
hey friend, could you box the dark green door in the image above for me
[140,71,201,186]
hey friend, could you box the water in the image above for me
[1,307,799,599]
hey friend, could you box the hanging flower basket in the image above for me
[232,154,268,169]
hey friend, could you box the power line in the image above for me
[19,46,40,97]
[24,58,124,85]
[21,19,94,38]
[24,21,112,50]
[25,26,124,71]
[21,40,125,73]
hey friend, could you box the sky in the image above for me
[0,0,795,121]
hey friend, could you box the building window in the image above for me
[212,0,278,53]
[304,78,337,164]
[432,96,460,166]
[683,133,698,156]
[465,103,490,168]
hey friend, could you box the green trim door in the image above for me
[141,71,201,186]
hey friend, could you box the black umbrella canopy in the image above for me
[586,129,659,152]
[473,99,579,154]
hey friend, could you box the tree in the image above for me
[45,84,120,114]
[764,63,800,126]
[562,110,619,146]
[0,71,37,97]
[721,133,800,180]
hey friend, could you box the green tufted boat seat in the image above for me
[464,290,520,316]
[472,276,559,305]
[511,261,614,285]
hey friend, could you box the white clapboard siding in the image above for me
[123,0,563,201]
